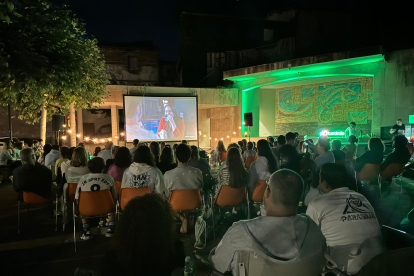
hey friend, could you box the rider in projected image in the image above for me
[156,100,185,139]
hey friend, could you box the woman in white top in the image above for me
[248,139,277,194]
[65,147,90,185]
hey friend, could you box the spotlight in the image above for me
[242,122,245,125]
[199,131,201,134]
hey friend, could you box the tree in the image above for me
[0,0,108,140]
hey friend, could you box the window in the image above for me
[128,56,138,71]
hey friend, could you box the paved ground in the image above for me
[1,176,413,276]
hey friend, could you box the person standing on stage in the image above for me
[345,122,362,139]
[389,119,405,136]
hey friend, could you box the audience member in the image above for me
[214,147,249,198]
[14,142,23,159]
[78,142,85,148]
[101,194,185,276]
[355,138,384,172]
[45,145,61,167]
[158,147,178,174]
[242,141,256,161]
[248,139,277,194]
[150,141,161,167]
[252,141,257,152]
[98,141,114,163]
[103,146,119,173]
[381,135,411,171]
[93,146,102,157]
[267,136,275,148]
[241,139,247,151]
[13,148,53,198]
[210,169,326,275]
[75,157,116,240]
[286,132,296,145]
[37,143,52,165]
[0,140,15,165]
[278,144,300,172]
[129,139,139,155]
[332,140,346,164]
[215,140,227,163]
[181,140,188,145]
[272,135,286,159]
[65,147,90,184]
[61,147,75,176]
[55,147,69,177]
[306,163,383,274]
[121,146,163,194]
[38,139,44,151]
[107,147,132,182]
[308,137,335,169]
[237,141,245,154]
[160,141,166,151]
[219,143,242,168]
[342,135,358,156]
[164,144,203,233]
[188,146,213,192]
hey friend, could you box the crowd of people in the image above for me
[2,128,414,275]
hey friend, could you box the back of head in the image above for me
[277,135,286,145]
[70,147,88,167]
[181,140,188,145]
[88,157,105,173]
[217,140,226,152]
[115,147,132,168]
[228,143,241,153]
[67,147,76,160]
[268,137,275,144]
[43,144,52,157]
[105,141,114,150]
[350,122,356,127]
[286,132,296,143]
[78,142,85,148]
[320,163,348,190]
[112,146,120,158]
[20,148,35,165]
[332,140,342,150]
[242,139,247,146]
[60,147,69,158]
[318,137,331,152]
[52,144,60,151]
[268,169,303,209]
[94,147,101,156]
[368,138,384,153]
[160,147,175,164]
[257,139,277,174]
[175,144,191,163]
[150,141,160,157]
[133,139,139,146]
[114,193,175,275]
[227,147,247,188]
[348,135,358,144]
[133,146,155,167]
[15,142,23,150]
[394,135,408,149]
[247,141,253,150]
[190,145,199,159]
[237,141,244,149]
[279,144,299,171]
[26,140,33,148]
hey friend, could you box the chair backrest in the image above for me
[215,185,246,207]
[23,191,51,204]
[114,181,122,196]
[380,163,404,178]
[234,249,325,276]
[169,189,202,212]
[119,187,151,210]
[67,183,78,203]
[252,180,267,203]
[381,225,414,250]
[245,156,256,168]
[78,189,115,217]
[357,164,380,181]
[346,151,356,160]
[220,151,227,162]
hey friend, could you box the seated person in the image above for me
[164,144,203,233]
[355,138,384,172]
[306,163,383,274]
[214,147,249,199]
[97,141,114,163]
[61,147,76,177]
[0,140,16,166]
[332,140,346,165]
[100,194,185,276]
[242,142,256,162]
[37,144,52,165]
[55,147,69,177]
[219,143,243,169]
[107,147,131,183]
[210,169,326,275]
[307,137,335,169]
[103,146,119,173]
[75,157,116,240]
[188,146,214,192]
[158,147,178,174]
[278,144,300,173]
[380,135,411,171]
[45,145,61,167]
[121,145,163,194]
[13,148,53,199]
[14,142,23,159]
[65,147,90,185]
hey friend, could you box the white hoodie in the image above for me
[209,215,326,275]
[121,163,163,194]
[45,149,61,167]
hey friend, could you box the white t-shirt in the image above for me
[242,149,256,161]
[75,173,115,200]
[97,150,112,162]
[163,164,203,197]
[315,151,335,169]
[306,187,382,247]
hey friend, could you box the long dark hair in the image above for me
[368,138,384,153]
[257,139,277,174]
[133,145,155,167]
[42,144,52,159]
[114,193,177,275]
[217,140,226,152]
[227,147,248,188]
[93,147,101,157]
[165,104,181,125]
[114,147,132,168]
[160,147,176,164]
[150,141,160,159]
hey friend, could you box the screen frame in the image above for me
[123,95,199,143]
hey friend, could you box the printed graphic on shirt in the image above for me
[340,194,376,222]
[80,177,112,190]
[129,173,151,188]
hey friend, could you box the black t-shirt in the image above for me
[332,150,346,162]
[13,163,52,198]
[392,124,405,135]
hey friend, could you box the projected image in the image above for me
[124,96,198,142]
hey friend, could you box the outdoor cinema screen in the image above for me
[123,95,198,142]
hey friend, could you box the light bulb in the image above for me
[62,136,66,140]
[209,137,211,140]
[233,132,236,134]
[120,132,125,136]
[67,130,72,133]
[108,138,112,141]
[115,136,118,139]
[63,124,66,127]
[101,139,104,142]
[239,126,241,129]
[221,138,223,140]
[203,135,206,137]
[76,134,80,137]
[227,136,229,138]
[85,137,89,141]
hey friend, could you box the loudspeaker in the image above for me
[52,115,65,131]
[244,113,253,127]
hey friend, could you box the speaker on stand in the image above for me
[52,115,65,146]
[244,113,253,142]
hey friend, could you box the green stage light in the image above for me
[319,130,345,137]
[409,114,414,124]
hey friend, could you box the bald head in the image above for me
[268,169,303,208]
[20,148,35,165]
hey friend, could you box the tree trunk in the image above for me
[70,103,77,147]
[40,102,47,142]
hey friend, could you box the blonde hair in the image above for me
[70,147,88,167]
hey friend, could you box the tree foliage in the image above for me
[0,0,108,123]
